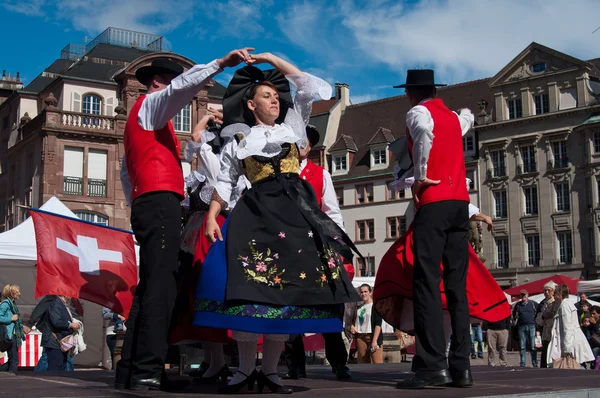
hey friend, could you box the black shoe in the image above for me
[471,355,477,359]
[395,369,452,390]
[282,370,299,380]
[334,366,352,380]
[299,371,307,379]
[189,361,210,378]
[197,365,231,384]
[130,376,191,391]
[218,370,258,394]
[257,371,293,394]
[449,369,473,388]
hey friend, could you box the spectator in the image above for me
[0,284,29,373]
[470,322,484,359]
[535,281,559,368]
[103,307,126,370]
[587,306,600,360]
[575,293,591,318]
[579,302,591,326]
[512,289,538,367]
[351,284,383,364]
[548,285,594,368]
[40,296,80,371]
[485,316,510,367]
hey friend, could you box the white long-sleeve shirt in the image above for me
[406,100,474,181]
[137,60,222,131]
[299,159,345,231]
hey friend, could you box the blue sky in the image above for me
[2,0,600,104]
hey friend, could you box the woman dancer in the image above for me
[169,111,247,383]
[197,53,360,394]
[373,135,511,340]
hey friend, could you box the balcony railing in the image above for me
[88,179,107,197]
[487,167,506,179]
[61,112,115,130]
[64,177,83,196]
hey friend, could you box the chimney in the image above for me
[16,72,20,83]
[335,83,351,110]
[1,70,5,81]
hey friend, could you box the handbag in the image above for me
[552,356,580,369]
[52,331,76,354]
[0,324,11,352]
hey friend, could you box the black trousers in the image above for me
[540,340,550,368]
[116,192,182,383]
[107,334,118,369]
[284,333,348,372]
[46,347,68,371]
[0,338,19,372]
[412,200,470,372]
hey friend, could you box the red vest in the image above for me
[300,160,324,208]
[406,98,470,207]
[124,96,184,203]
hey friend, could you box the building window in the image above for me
[493,190,508,219]
[87,149,107,197]
[466,169,476,190]
[63,147,84,196]
[552,141,568,169]
[356,184,374,204]
[387,216,406,239]
[520,145,536,173]
[386,181,405,200]
[507,99,522,119]
[531,63,546,73]
[357,256,376,277]
[356,219,375,241]
[74,211,109,226]
[496,238,509,269]
[174,103,191,132]
[333,155,347,172]
[594,132,600,153]
[490,150,506,177]
[523,185,538,215]
[335,188,344,206]
[534,94,550,115]
[557,232,573,265]
[82,94,102,126]
[526,234,540,267]
[463,134,474,153]
[371,148,387,167]
[555,182,570,212]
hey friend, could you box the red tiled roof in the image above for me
[311,99,337,115]
[332,78,494,181]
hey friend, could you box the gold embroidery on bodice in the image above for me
[237,134,300,184]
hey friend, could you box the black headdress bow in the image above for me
[388,136,414,178]
[222,65,294,127]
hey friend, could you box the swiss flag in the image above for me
[30,209,137,317]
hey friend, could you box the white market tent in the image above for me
[524,293,599,308]
[577,280,600,294]
[0,196,138,368]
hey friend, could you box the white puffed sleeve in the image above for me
[212,139,242,208]
[468,203,480,219]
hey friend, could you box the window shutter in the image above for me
[63,147,84,178]
[72,92,81,113]
[88,149,107,180]
[105,97,114,116]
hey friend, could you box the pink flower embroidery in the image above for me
[241,256,248,262]
[278,232,286,239]
[242,261,249,268]
[273,253,279,259]
[255,262,267,272]
[328,258,336,269]
[308,231,314,238]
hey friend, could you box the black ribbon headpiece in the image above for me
[222,65,294,127]
[389,136,413,178]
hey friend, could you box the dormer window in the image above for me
[371,147,388,168]
[530,63,546,73]
[333,154,348,173]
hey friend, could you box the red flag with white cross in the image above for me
[30,209,137,317]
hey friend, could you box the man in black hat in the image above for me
[393,70,475,389]
[116,48,253,391]
[281,126,352,381]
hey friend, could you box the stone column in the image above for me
[576,75,588,107]
[520,87,531,117]
[547,82,558,112]
[494,92,505,121]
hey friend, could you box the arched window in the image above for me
[82,94,102,126]
[74,211,108,226]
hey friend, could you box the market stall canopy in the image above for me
[504,274,582,298]
[577,279,600,294]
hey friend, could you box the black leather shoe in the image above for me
[395,369,452,390]
[449,369,473,388]
[334,366,352,380]
[282,370,299,380]
[130,376,191,391]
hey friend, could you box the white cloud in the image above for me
[338,0,600,83]
[1,0,46,16]
[203,0,275,39]
[351,93,379,104]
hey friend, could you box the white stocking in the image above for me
[262,334,288,384]
[203,342,226,378]
[229,332,259,386]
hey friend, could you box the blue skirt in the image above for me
[193,219,344,334]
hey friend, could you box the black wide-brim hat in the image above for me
[393,69,447,89]
[306,125,320,148]
[222,65,293,127]
[135,59,184,85]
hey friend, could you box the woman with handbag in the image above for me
[40,296,80,371]
[547,285,594,369]
[0,284,29,373]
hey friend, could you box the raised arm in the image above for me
[455,108,475,136]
